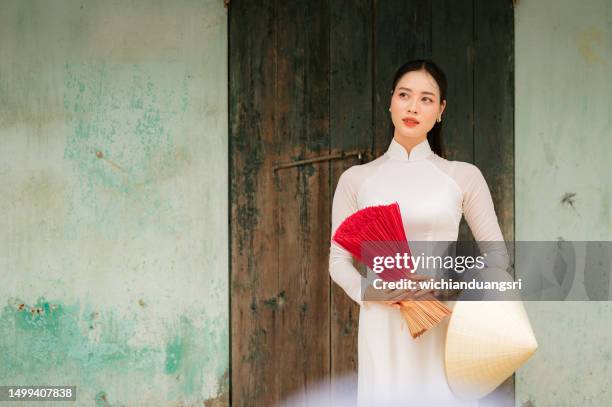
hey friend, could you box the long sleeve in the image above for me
[329,169,365,307]
[462,164,510,275]
[463,165,504,242]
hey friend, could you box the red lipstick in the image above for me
[402,117,420,127]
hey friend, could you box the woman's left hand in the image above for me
[410,276,459,300]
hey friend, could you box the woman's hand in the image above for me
[363,274,439,308]
[408,275,461,300]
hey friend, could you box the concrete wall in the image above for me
[0,1,228,405]
[515,0,611,405]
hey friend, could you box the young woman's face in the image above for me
[389,70,446,140]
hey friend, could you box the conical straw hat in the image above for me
[444,300,538,400]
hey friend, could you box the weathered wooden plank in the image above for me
[229,0,279,405]
[275,0,331,403]
[474,0,514,244]
[373,0,432,155]
[301,1,333,397]
[276,160,332,403]
[329,0,373,403]
[432,0,475,162]
[329,156,363,406]
[432,0,476,242]
[330,0,373,153]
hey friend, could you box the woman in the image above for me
[328,59,506,406]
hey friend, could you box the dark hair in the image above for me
[388,59,447,158]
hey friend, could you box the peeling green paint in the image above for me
[0,297,158,385]
[0,297,229,403]
[164,335,182,374]
[1,1,228,405]
[163,314,229,399]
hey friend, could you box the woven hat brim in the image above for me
[444,300,538,400]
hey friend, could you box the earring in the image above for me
[389,108,391,112]
[437,116,442,122]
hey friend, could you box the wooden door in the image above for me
[229,1,514,405]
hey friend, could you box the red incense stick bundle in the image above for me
[332,202,451,339]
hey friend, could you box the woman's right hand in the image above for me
[363,274,438,308]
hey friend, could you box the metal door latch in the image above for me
[272,150,370,172]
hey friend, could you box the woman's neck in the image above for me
[393,134,427,156]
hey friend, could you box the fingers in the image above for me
[379,289,436,308]
[380,301,401,309]
[374,276,440,302]
[397,288,437,300]
[407,274,435,281]
[407,275,439,298]
[412,289,436,299]
[383,288,415,302]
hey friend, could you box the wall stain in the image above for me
[560,192,581,217]
[94,391,123,407]
[1,297,158,384]
[0,297,228,404]
[577,27,604,64]
[560,192,576,206]
[62,62,194,239]
[521,398,536,407]
[203,369,229,407]
[163,314,229,400]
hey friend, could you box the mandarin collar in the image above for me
[385,137,434,162]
